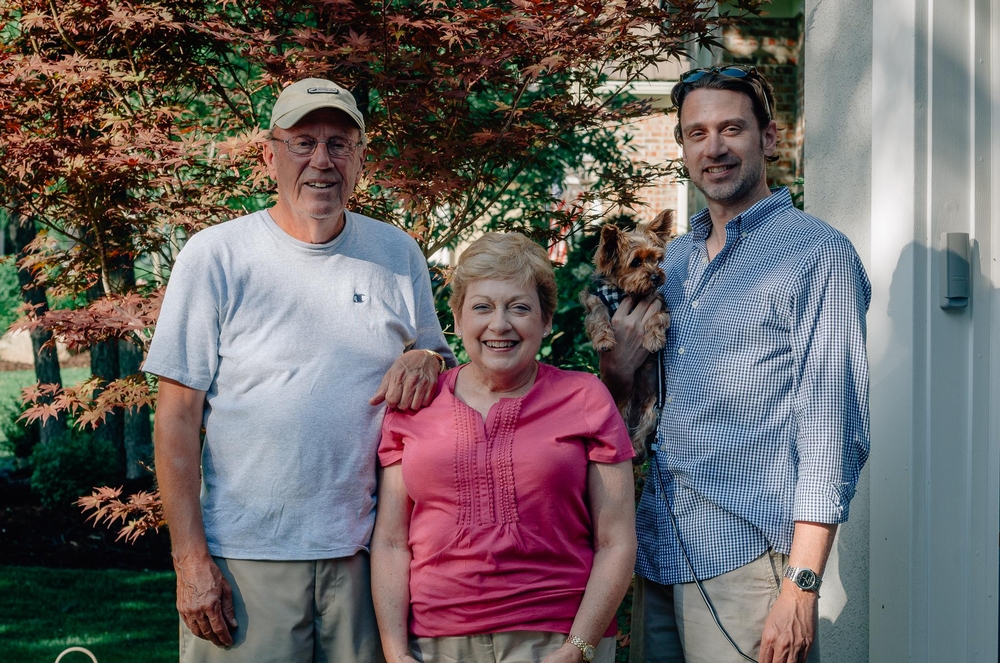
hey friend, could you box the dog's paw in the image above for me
[592,329,617,353]
[581,292,617,352]
[642,310,670,352]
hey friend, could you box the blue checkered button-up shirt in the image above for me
[635,188,871,585]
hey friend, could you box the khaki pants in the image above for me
[179,553,383,663]
[411,631,616,663]
[644,550,821,663]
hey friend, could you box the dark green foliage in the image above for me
[0,257,22,334]
[543,230,606,372]
[0,395,40,463]
[431,267,467,366]
[615,579,637,662]
[789,176,805,210]
[30,427,116,509]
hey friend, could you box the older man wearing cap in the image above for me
[144,78,453,662]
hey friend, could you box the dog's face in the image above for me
[594,210,675,297]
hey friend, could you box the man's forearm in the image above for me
[786,521,837,578]
[153,379,210,561]
[157,440,209,561]
[153,379,238,646]
[759,522,837,663]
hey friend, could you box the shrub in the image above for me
[30,428,116,509]
[0,257,21,334]
[0,395,40,465]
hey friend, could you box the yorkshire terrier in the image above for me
[579,210,674,461]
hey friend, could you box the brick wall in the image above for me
[723,15,805,193]
[621,111,685,225]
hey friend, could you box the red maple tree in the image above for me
[0,0,762,534]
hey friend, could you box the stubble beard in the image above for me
[690,134,770,207]
[693,157,766,207]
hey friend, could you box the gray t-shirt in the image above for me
[144,209,452,560]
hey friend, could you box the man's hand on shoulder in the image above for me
[759,580,817,663]
[370,349,445,411]
[173,553,237,648]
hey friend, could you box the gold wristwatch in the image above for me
[422,349,447,372]
[567,635,596,662]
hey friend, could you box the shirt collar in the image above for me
[689,187,792,240]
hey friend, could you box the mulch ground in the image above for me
[0,470,172,571]
[0,352,92,372]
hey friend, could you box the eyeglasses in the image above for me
[678,65,772,120]
[274,136,363,158]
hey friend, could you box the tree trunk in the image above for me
[90,265,153,480]
[89,335,125,477]
[11,218,65,445]
[118,338,152,480]
[87,281,126,478]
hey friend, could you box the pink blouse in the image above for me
[378,362,634,638]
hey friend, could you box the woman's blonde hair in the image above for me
[449,233,558,324]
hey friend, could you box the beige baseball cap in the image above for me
[269,78,365,133]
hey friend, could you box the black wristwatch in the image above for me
[784,566,822,592]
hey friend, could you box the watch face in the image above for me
[795,569,817,589]
[583,644,596,662]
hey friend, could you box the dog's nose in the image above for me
[652,273,663,286]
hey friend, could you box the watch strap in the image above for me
[567,634,596,661]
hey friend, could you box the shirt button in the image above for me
[691,300,699,309]
[666,395,673,404]
[702,257,708,264]
[677,347,685,355]
[741,232,748,239]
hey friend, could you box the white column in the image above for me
[803,2,873,662]
[868,0,918,659]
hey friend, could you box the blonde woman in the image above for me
[371,233,636,663]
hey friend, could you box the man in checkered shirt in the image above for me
[600,67,870,663]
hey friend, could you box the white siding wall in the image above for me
[809,0,1000,660]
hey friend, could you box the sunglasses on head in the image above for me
[679,65,772,120]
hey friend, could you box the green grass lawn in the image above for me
[0,565,177,663]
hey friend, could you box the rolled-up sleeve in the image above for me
[790,235,871,524]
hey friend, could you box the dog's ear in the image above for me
[595,224,629,271]
[645,209,675,244]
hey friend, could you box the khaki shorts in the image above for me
[643,549,821,663]
[179,553,383,663]
[411,631,616,663]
